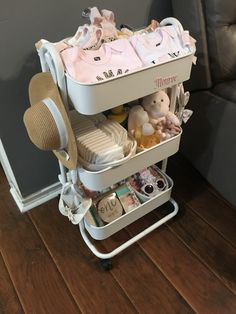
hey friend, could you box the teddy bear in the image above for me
[141,90,181,141]
[128,105,161,149]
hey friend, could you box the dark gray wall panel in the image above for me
[0,0,171,197]
[181,91,236,207]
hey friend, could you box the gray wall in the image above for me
[0,0,172,197]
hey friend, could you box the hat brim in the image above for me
[29,72,78,169]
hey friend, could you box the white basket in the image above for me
[84,172,173,240]
[78,130,182,191]
[37,41,194,115]
[66,54,193,114]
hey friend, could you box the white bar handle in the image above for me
[37,41,69,111]
[160,17,184,33]
[79,198,178,259]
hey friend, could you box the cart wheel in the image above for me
[100,258,113,271]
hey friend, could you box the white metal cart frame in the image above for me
[36,17,194,261]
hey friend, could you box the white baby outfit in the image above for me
[129,25,195,66]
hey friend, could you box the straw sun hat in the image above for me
[23,72,77,169]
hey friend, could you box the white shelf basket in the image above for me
[66,54,193,114]
[84,172,173,240]
[38,41,194,114]
[78,129,181,190]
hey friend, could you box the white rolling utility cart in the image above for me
[36,17,195,269]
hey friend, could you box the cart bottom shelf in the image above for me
[84,173,173,240]
[79,197,178,259]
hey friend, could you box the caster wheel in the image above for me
[100,258,113,271]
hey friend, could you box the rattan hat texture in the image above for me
[23,72,78,169]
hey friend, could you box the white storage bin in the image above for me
[38,41,193,115]
[78,130,182,191]
[84,172,173,240]
[67,54,193,114]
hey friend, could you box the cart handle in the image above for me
[37,41,69,110]
[79,198,178,259]
[160,17,184,33]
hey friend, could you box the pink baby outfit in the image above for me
[129,25,195,66]
[60,38,143,83]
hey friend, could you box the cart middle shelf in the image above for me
[78,130,181,190]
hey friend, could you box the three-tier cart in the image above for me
[36,17,194,268]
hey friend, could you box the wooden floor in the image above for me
[0,154,236,313]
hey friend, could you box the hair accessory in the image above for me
[23,72,78,169]
[69,7,118,48]
[70,25,104,50]
[82,7,91,18]
[128,166,169,201]
[140,177,166,196]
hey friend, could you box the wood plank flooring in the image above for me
[0,153,236,313]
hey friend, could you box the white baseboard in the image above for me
[1,138,63,212]
[10,181,62,213]
[0,139,22,198]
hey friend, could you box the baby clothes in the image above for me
[60,38,143,83]
[129,25,195,66]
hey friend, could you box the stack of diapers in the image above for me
[70,111,136,170]
[98,120,128,146]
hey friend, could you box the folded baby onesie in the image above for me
[129,25,194,66]
[60,38,143,83]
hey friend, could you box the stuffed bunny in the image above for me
[142,90,180,141]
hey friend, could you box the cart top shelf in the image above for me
[37,17,196,115]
